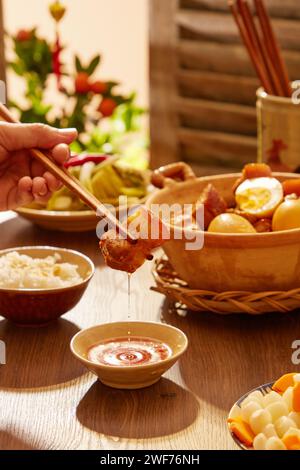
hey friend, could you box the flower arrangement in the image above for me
[7,1,148,165]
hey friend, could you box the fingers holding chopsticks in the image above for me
[0,122,77,154]
[29,143,71,193]
[24,142,72,203]
[16,176,52,206]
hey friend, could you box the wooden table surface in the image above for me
[0,213,299,450]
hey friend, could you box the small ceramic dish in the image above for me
[0,246,94,326]
[70,321,188,389]
[228,382,274,450]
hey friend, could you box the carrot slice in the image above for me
[272,373,297,393]
[293,382,300,412]
[228,417,255,447]
[243,163,272,179]
[282,179,300,197]
[283,434,300,450]
[233,163,272,193]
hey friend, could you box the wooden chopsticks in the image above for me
[229,1,272,94]
[254,0,292,97]
[0,103,137,242]
[229,0,292,97]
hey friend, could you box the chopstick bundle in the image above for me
[229,1,272,94]
[254,0,292,97]
[229,0,292,97]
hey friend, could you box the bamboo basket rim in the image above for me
[151,257,300,315]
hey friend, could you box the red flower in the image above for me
[16,30,33,42]
[52,34,63,90]
[90,81,107,95]
[98,98,117,117]
[75,72,90,94]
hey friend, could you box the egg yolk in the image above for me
[237,188,272,211]
[235,177,283,218]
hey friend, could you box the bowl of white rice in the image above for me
[0,247,94,326]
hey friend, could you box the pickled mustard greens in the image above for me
[33,156,150,211]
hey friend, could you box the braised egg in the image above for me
[272,198,300,231]
[235,177,283,218]
[208,213,256,234]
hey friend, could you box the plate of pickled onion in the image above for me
[228,373,300,450]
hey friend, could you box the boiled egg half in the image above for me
[235,177,283,218]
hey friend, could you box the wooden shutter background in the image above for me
[150,0,300,175]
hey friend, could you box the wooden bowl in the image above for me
[70,321,188,389]
[0,246,94,326]
[147,165,300,292]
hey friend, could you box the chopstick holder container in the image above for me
[257,82,300,172]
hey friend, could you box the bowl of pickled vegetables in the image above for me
[16,154,151,232]
[228,373,300,450]
[148,162,300,292]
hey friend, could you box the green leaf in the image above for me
[75,55,84,73]
[7,99,20,109]
[32,100,52,116]
[9,62,25,76]
[105,81,119,95]
[50,117,63,128]
[127,91,136,102]
[70,140,84,154]
[20,108,48,124]
[86,55,101,76]
[111,94,128,106]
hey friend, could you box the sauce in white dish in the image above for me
[88,336,172,367]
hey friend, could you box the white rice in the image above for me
[0,251,83,289]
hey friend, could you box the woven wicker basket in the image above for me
[152,258,300,315]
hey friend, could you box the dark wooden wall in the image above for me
[150,0,300,174]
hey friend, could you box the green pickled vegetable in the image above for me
[43,155,149,211]
[47,195,73,211]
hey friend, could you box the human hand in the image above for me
[0,122,78,210]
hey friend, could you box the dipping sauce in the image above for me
[87,336,172,367]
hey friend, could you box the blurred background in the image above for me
[0,0,299,180]
[3,0,149,106]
